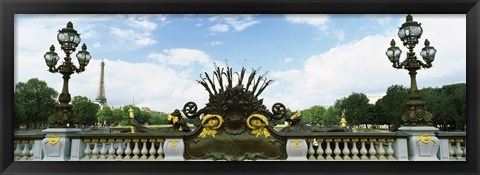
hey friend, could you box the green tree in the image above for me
[14,78,58,129]
[149,112,169,125]
[374,85,408,130]
[72,96,100,127]
[423,83,466,131]
[300,105,326,125]
[97,106,115,126]
[112,108,128,125]
[122,105,150,125]
[323,106,341,126]
[336,92,372,128]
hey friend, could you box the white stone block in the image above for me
[394,138,409,161]
[286,139,308,161]
[163,139,185,161]
[41,128,81,161]
[398,126,440,161]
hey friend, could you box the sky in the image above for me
[14,14,466,112]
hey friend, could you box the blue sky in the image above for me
[15,14,466,112]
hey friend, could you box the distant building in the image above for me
[141,107,151,112]
[367,96,382,104]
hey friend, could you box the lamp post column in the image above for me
[41,22,92,161]
[386,14,439,161]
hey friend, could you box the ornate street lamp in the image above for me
[44,21,92,128]
[386,14,437,126]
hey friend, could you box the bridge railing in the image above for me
[13,134,45,161]
[436,132,466,161]
[14,131,466,161]
[282,132,409,161]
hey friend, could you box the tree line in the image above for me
[299,83,466,131]
[14,78,170,129]
[14,78,466,131]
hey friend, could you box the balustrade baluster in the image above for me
[351,139,359,160]
[99,139,107,159]
[325,139,333,160]
[91,139,99,159]
[124,139,132,159]
[386,139,395,160]
[132,139,140,159]
[148,139,157,160]
[29,140,34,160]
[115,139,124,160]
[107,139,116,159]
[455,139,464,160]
[156,139,164,160]
[377,139,386,160]
[448,139,455,160]
[342,139,351,160]
[360,139,368,160]
[369,139,378,160]
[140,139,148,160]
[315,139,324,160]
[14,140,21,160]
[308,139,315,160]
[83,139,92,159]
[20,141,29,160]
[333,139,342,160]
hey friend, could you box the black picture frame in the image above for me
[1,0,479,175]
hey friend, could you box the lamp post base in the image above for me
[41,128,81,161]
[398,126,440,161]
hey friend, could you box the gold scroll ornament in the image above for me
[48,135,60,145]
[416,133,436,146]
[246,114,271,138]
[198,114,224,138]
[291,140,302,148]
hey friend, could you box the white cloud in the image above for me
[15,15,209,112]
[147,48,212,67]
[110,27,157,47]
[209,24,229,33]
[209,41,224,46]
[285,14,329,30]
[15,50,210,112]
[265,15,466,111]
[280,57,293,64]
[92,42,101,48]
[128,16,157,31]
[285,14,346,42]
[207,15,259,34]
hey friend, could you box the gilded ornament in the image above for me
[419,134,432,144]
[198,114,224,138]
[416,133,436,146]
[246,114,271,138]
[169,140,179,147]
[48,135,60,145]
[291,140,302,148]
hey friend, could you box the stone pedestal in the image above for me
[398,126,440,161]
[41,128,81,161]
[286,139,308,161]
[163,138,185,161]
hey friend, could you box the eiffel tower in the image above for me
[95,60,107,106]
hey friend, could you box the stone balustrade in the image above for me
[436,132,467,161]
[283,132,409,161]
[14,131,466,161]
[13,134,45,161]
[80,138,165,161]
